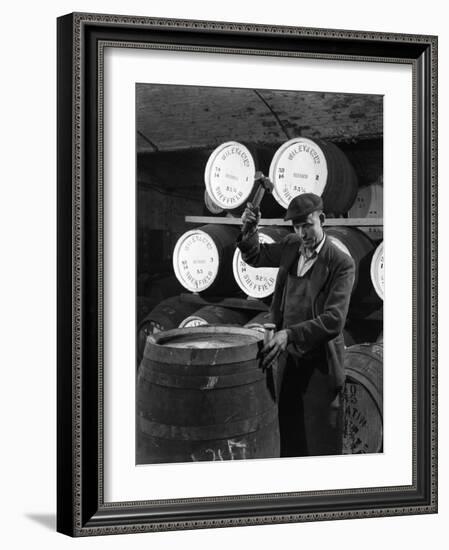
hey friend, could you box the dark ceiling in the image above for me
[136,84,383,154]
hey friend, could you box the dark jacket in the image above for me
[237,231,355,389]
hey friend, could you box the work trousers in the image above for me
[277,352,344,457]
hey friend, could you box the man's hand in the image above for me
[241,202,261,235]
[261,329,289,369]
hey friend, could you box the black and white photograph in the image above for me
[0,0,443,546]
[135,83,384,465]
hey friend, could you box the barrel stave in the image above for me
[137,373,276,428]
[137,420,279,463]
[343,343,383,454]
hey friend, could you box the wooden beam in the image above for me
[185,216,383,227]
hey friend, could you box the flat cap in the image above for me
[284,193,324,222]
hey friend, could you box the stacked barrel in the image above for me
[137,136,384,461]
[202,138,359,215]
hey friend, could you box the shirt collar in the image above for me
[299,234,326,259]
[315,234,326,255]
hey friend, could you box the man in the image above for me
[238,193,355,457]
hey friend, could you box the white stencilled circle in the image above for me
[204,141,256,209]
[371,241,384,301]
[269,137,328,209]
[172,230,219,292]
[232,232,279,298]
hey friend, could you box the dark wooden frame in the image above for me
[57,12,438,536]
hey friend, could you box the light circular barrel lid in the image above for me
[204,141,256,210]
[178,316,208,328]
[232,232,279,298]
[370,241,384,300]
[172,229,220,292]
[269,137,328,209]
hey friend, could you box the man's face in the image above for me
[292,210,324,250]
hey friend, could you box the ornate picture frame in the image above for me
[57,12,437,536]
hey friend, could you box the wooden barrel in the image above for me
[172,224,241,295]
[204,141,256,211]
[370,241,384,301]
[244,311,272,334]
[137,296,201,365]
[232,227,291,298]
[179,305,254,328]
[269,137,358,214]
[343,342,383,454]
[136,326,280,464]
[204,141,282,216]
[325,227,376,299]
[343,320,383,347]
[137,275,185,322]
[137,296,157,326]
[203,189,224,214]
[348,182,383,241]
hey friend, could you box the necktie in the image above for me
[299,245,317,261]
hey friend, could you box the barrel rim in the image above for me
[268,136,328,208]
[370,241,384,301]
[345,342,384,361]
[327,234,352,258]
[204,141,256,210]
[244,324,266,334]
[204,189,224,214]
[144,325,264,365]
[172,228,219,293]
[325,226,376,294]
